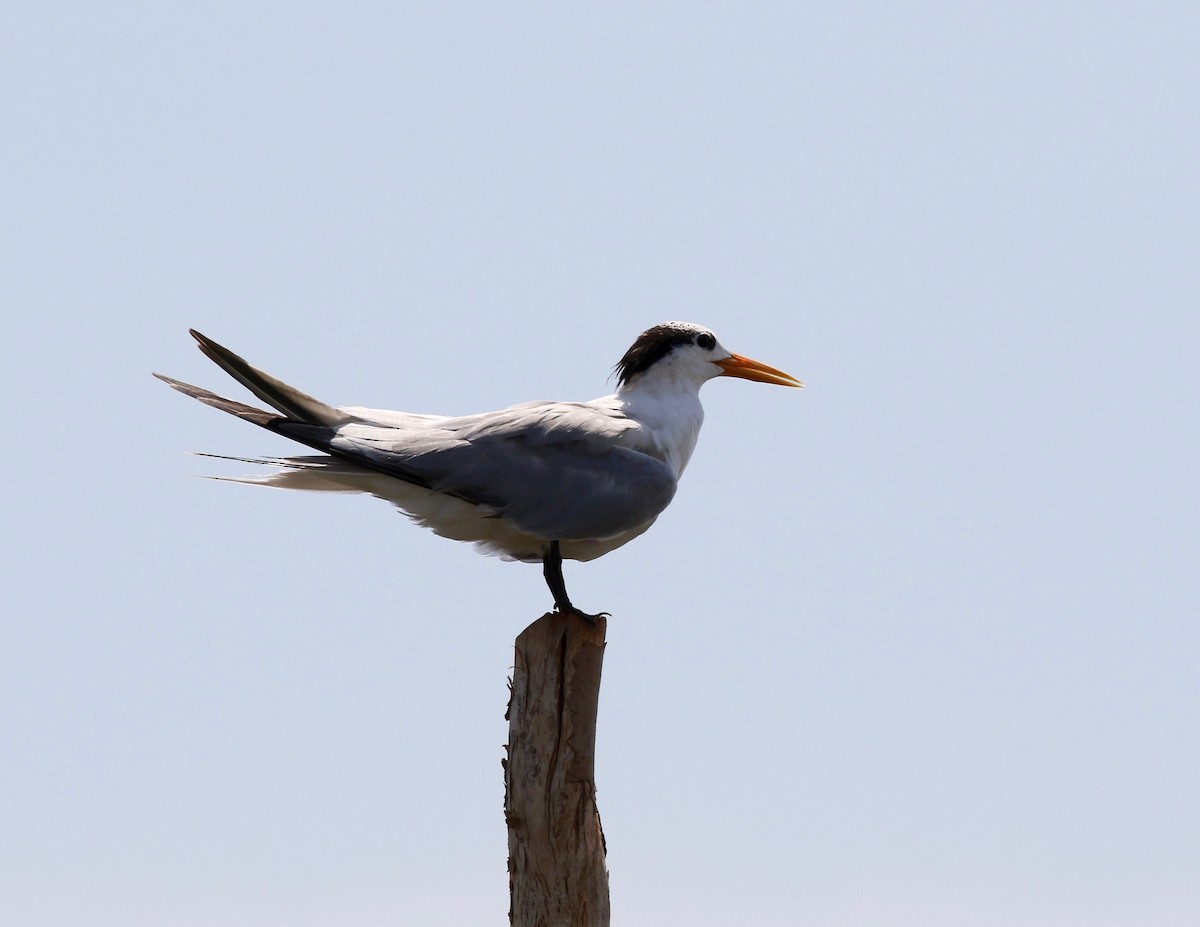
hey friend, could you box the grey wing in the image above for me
[325,403,678,542]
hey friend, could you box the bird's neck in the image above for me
[615,379,706,477]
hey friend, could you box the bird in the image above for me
[155,322,802,618]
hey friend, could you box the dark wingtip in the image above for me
[153,372,188,389]
[189,329,232,365]
[189,330,227,360]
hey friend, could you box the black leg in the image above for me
[542,541,609,624]
[542,540,575,612]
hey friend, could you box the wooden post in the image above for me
[504,611,610,927]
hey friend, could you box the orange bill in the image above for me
[715,354,804,388]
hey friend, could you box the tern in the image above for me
[156,323,802,618]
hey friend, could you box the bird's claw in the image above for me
[553,604,610,626]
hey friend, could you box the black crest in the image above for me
[614,323,703,387]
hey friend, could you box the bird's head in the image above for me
[614,322,803,391]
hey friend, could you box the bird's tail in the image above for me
[154,329,367,449]
[156,330,437,492]
[181,329,359,427]
[192,453,379,493]
[153,373,284,427]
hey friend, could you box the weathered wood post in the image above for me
[504,611,610,927]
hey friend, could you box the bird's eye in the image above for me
[696,333,716,350]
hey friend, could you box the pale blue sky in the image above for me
[2,2,1198,925]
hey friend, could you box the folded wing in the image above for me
[323,402,677,541]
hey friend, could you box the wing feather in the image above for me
[323,402,677,541]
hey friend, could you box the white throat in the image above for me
[614,377,706,477]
